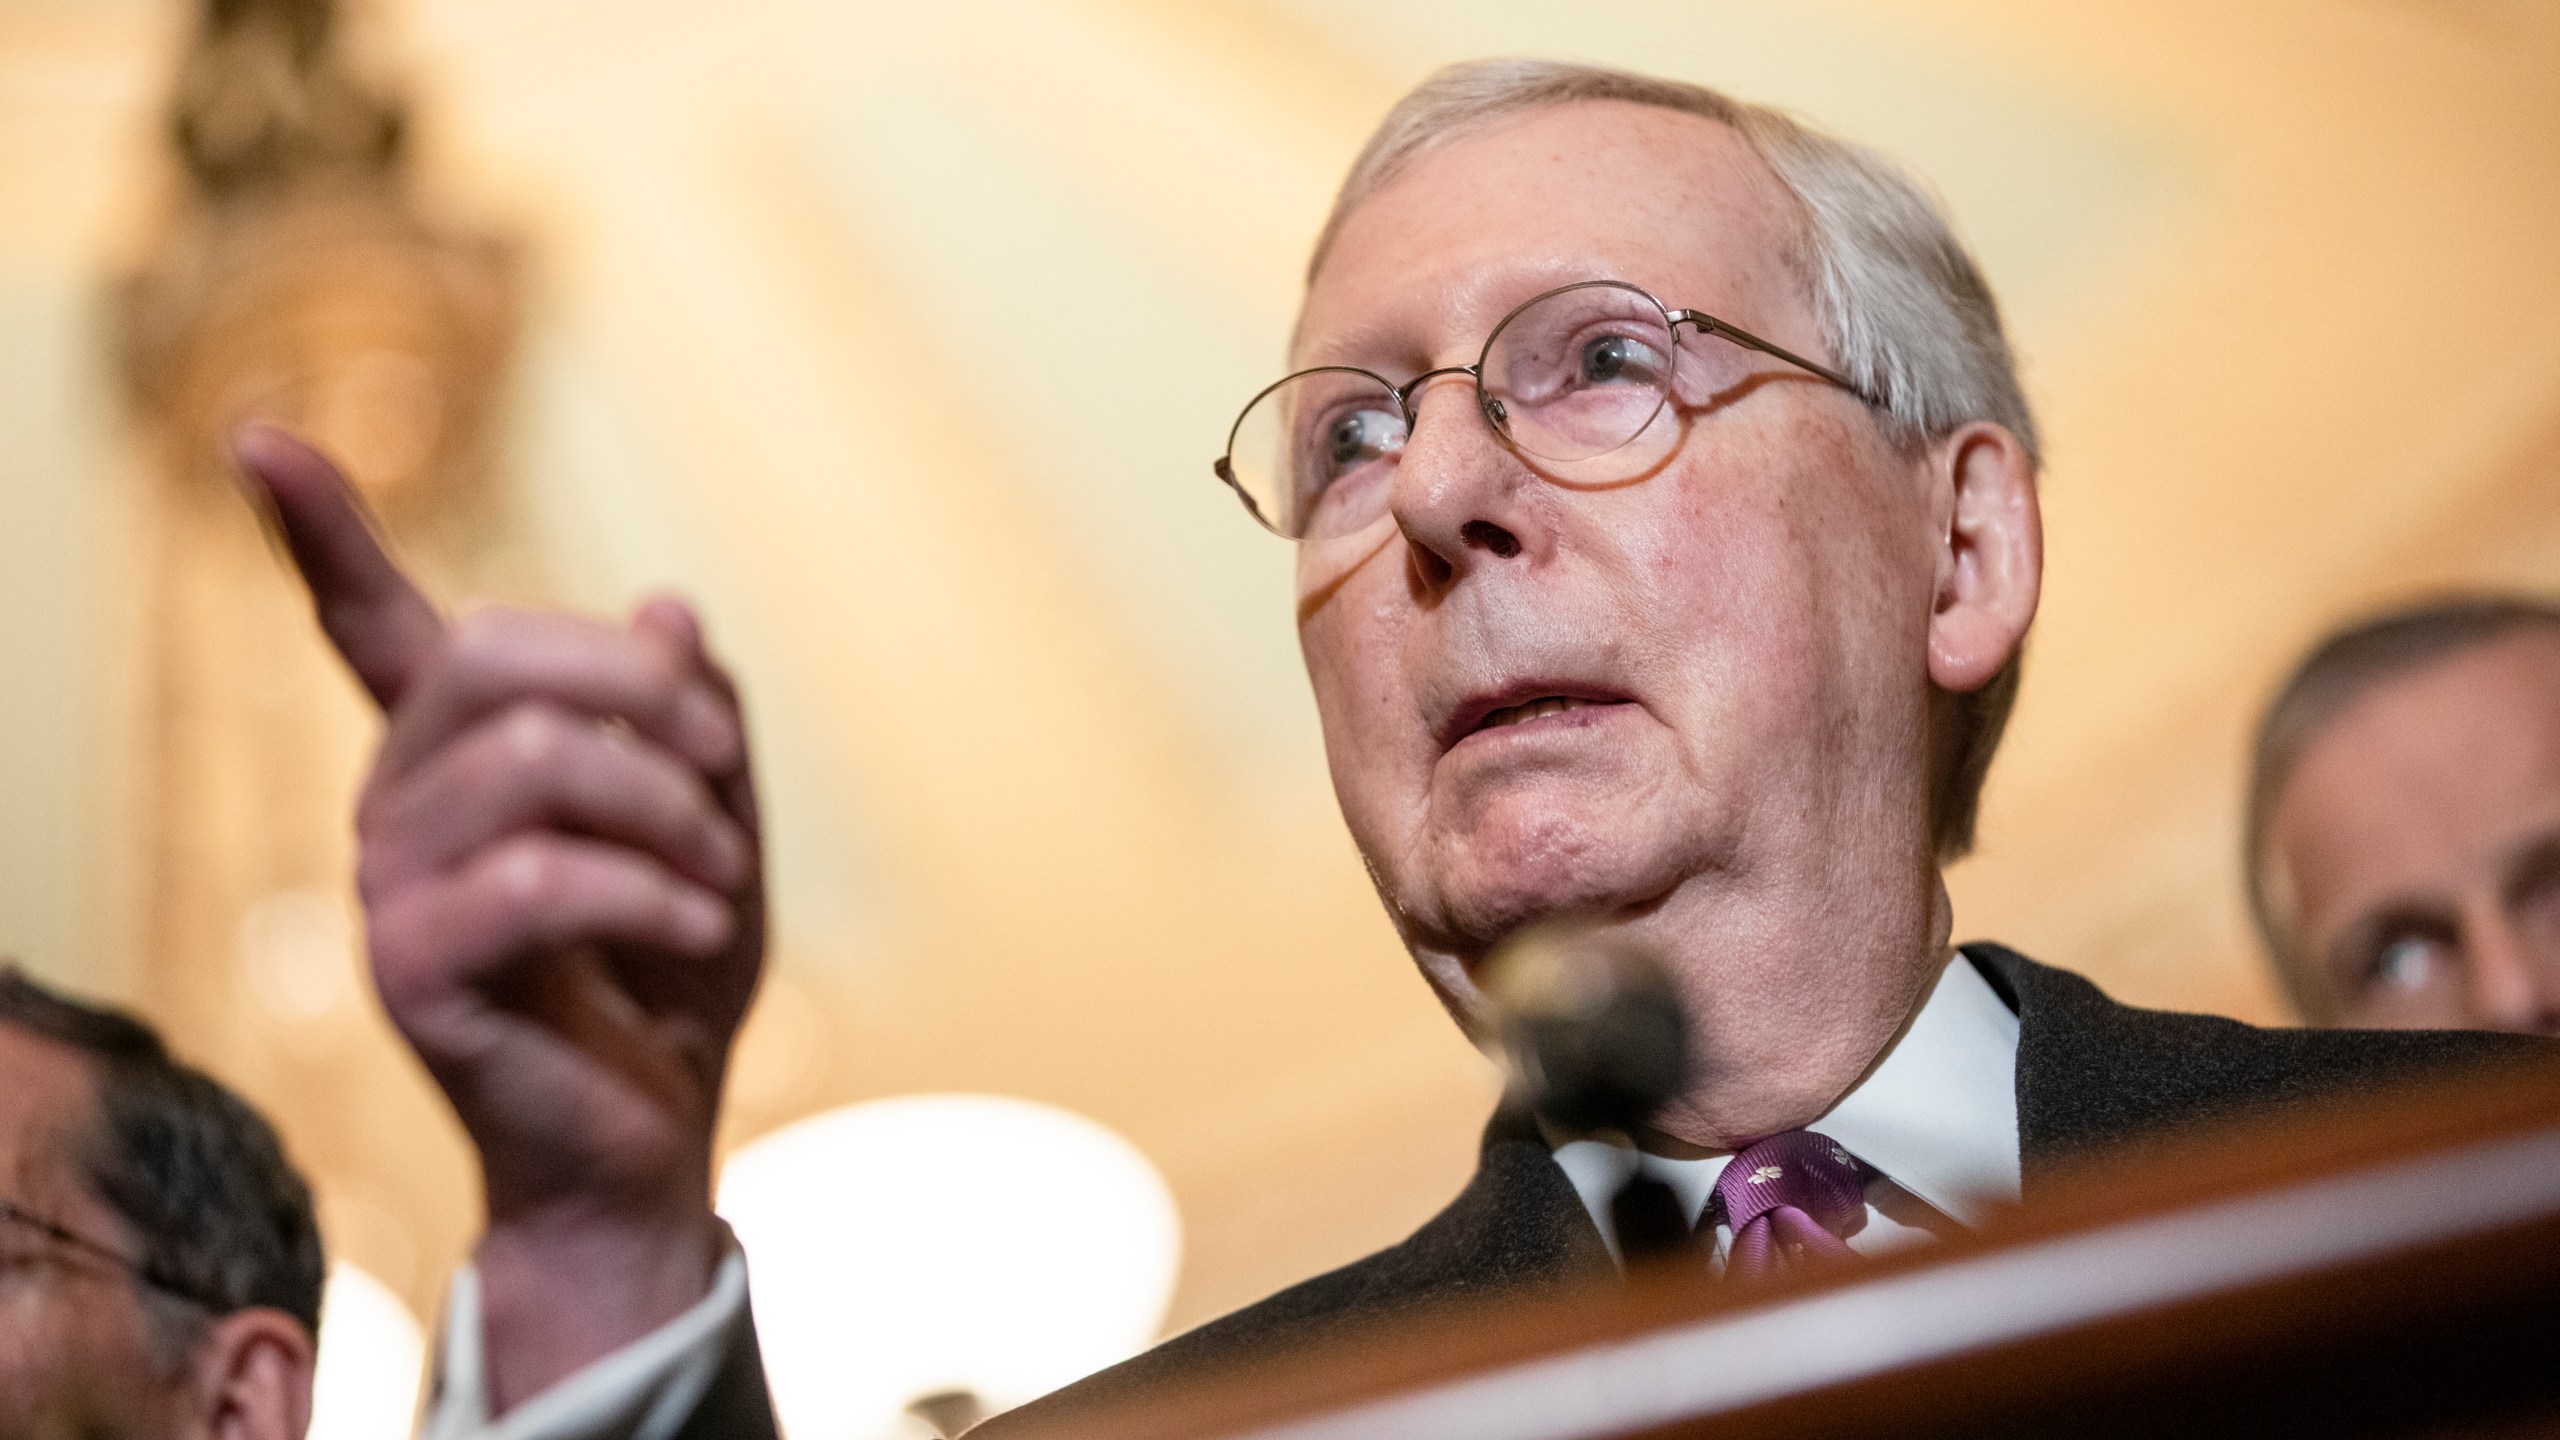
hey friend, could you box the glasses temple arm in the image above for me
[0,1197,221,1309]
[1671,313,1887,411]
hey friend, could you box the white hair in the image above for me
[1311,58,2040,463]
[1308,59,2038,856]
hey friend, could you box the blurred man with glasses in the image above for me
[233,58,2537,1438]
[0,967,322,1440]
[2248,596,2560,1034]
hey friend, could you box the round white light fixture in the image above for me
[716,1094,1181,1440]
[308,1261,426,1440]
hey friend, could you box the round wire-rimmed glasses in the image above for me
[1212,280,1881,541]
[0,1194,218,1309]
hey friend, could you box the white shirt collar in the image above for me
[1545,950,2021,1252]
[1817,948,2020,1224]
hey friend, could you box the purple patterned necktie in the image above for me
[1712,1129,1868,1283]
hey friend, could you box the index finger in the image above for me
[233,422,446,709]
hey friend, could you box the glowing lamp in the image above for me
[308,1261,426,1440]
[716,1094,1181,1440]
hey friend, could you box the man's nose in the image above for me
[2463,914,2560,1035]
[1387,375,1540,587]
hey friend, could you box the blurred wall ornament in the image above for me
[111,0,522,1318]
[119,0,515,516]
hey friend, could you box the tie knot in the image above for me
[1713,1129,1865,1238]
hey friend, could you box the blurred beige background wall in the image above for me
[1,0,2555,1338]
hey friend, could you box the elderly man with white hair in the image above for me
[234,58,2531,1440]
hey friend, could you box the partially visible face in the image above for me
[2266,629,2560,1033]
[1292,101,1947,1017]
[0,1024,186,1439]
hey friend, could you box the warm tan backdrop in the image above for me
[1,0,2555,1338]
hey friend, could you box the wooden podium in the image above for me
[1050,1062,2560,1440]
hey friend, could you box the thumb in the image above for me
[232,423,445,709]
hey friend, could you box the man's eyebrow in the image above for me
[1293,316,1419,372]
[2499,826,2560,912]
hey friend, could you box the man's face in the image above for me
[0,1025,187,1439]
[1293,101,1949,1019]
[2266,629,2560,1033]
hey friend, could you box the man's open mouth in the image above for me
[1479,696,1606,731]
[1442,687,1634,749]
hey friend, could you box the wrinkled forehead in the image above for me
[1295,100,1811,375]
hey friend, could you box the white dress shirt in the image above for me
[1545,950,2021,1268]
[422,1246,751,1440]
[418,953,2020,1438]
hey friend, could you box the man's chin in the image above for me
[1422,849,1676,959]
[1368,782,1713,957]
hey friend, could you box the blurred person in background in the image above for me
[2248,596,2560,1034]
[0,967,322,1440]
[233,58,2543,1440]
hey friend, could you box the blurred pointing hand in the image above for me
[232,423,766,1410]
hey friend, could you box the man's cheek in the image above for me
[0,1324,81,1430]
[1330,705,1413,840]
[1307,617,1405,748]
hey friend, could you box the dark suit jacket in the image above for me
[695,944,2542,1438]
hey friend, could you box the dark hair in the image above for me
[2244,594,2560,1014]
[0,966,325,1350]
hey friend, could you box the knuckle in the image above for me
[449,608,579,688]
[644,755,706,820]
[501,702,572,768]
[484,835,563,904]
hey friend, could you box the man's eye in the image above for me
[1578,333,1669,386]
[2373,935,2442,992]
[1322,407,1404,474]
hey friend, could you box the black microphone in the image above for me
[1485,925,1689,1134]
[1485,927,1699,1266]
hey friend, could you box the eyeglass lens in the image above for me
[1224,369,1408,540]
[1478,281,1681,464]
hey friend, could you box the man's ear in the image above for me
[1922,421,2041,693]
[182,1308,316,1440]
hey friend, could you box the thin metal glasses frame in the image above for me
[1212,280,1884,538]
[0,1194,217,1309]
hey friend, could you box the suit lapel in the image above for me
[1967,938,2317,1191]
[1965,941,2194,1193]
[1965,941,2541,1197]
[1341,1103,1614,1315]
